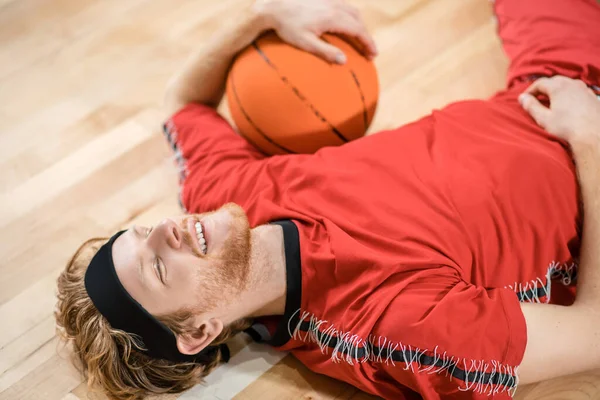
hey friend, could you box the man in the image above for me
[55,0,600,398]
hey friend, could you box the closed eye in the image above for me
[155,258,166,285]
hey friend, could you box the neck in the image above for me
[219,223,287,324]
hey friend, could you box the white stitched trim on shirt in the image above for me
[504,260,578,303]
[163,120,189,212]
[287,309,520,397]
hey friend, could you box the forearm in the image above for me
[517,139,600,385]
[164,3,268,115]
[572,139,600,309]
[518,302,600,384]
[163,0,378,116]
[516,77,600,385]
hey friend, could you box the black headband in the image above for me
[84,230,229,364]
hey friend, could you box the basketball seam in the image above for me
[252,42,350,143]
[320,36,369,132]
[229,73,295,155]
[349,70,369,131]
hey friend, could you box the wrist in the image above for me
[570,138,600,187]
[570,137,600,155]
[249,0,276,32]
[215,4,271,59]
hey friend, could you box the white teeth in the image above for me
[194,221,207,254]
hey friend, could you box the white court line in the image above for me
[178,336,287,400]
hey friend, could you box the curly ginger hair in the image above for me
[55,237,252,400]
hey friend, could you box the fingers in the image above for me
[297,34,347,64]
[343,3,361,20]
[347,27,378,59]
[519,92,551,129]
[523,77,556,97]
[524,76,582,97]
[341,6,377,57]
[328,13,378,59]
[337,34,365,55]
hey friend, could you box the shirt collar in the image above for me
[267,220,302,347]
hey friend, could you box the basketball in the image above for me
[226,32,379,155]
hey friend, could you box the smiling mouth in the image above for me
[194,220,207,255]
[187,218,207,255]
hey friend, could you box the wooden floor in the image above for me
[1,0,599,399]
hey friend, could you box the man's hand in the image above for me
[254,0,377,64]
[517,76,600,385]
[165,0,377,115]
[519,76,600,147]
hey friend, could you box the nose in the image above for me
[149,219,182,250]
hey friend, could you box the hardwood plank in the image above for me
[0,315,55,378]
[0,0,149,81]
[0,274,61,351]
[233,355,373,400]
[0,103,142,191]
[0,0,237,129]
[376,20,507,130]
[2,0,599,399]
[0,158,176,305]
[0,109,161,227]
[0,335,59,393]
[61,393,82,400]
[515,370,600,400]
[178,340,286,400]
[373,0,492,83]
[0,353,81,400]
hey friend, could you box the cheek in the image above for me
[173,255,220,293]
[166,256,202,298]
[209,213,233,254]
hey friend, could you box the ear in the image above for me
[176,318,224,355]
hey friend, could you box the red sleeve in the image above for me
[163,103,266,213]
[373,267,527,399]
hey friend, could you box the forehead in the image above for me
[111,229,145,301]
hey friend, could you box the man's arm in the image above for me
[164,0,377,117]
[163,7,266,116]
[517,77,600,384]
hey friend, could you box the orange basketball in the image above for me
[226,32,379,155]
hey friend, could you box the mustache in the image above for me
[181,218,203,258]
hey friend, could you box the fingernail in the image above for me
[335,53,347,64]
[518,93,526,105]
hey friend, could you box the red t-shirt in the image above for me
[162,83,581,399]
